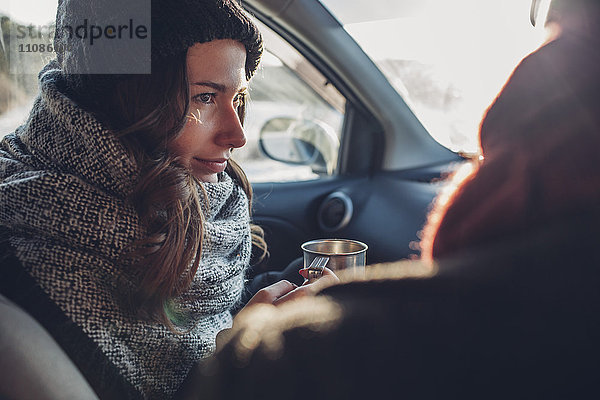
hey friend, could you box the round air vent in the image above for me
[318,191,353,232]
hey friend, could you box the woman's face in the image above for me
[169,39,248,183]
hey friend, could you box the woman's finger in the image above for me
[274,268,339,306]
[299,266,339,285]
[245,280,298,307]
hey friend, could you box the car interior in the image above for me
[245,0,462,281]
[0,0,598,398]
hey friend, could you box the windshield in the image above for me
[319,0,549,154]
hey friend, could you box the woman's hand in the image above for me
[216,268,339,351]
[244,267,339,308]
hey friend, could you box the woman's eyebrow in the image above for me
[192,81,227,92]
[192,81,247,93]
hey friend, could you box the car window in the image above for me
[319,0,549,155]
[239,19,346,183]
[1,2,56,135]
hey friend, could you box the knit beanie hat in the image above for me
[53,0,263,80]
[150,0,262,78]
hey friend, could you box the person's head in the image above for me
[54,0,262,174]
[53,0,265,323]
[545,0,600,35]
[420,0,600,261]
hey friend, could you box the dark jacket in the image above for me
[183,209,600,399]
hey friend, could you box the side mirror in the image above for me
[258,117,339,174]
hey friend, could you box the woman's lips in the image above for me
[193,158,228,174]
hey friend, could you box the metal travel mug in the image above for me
[301,238,368,281]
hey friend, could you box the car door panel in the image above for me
[251,176,357,273]
[251,165,450,274]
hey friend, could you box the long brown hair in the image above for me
[67,47,266,325]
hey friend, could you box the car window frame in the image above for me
[245,3,385,178]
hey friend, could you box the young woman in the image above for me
[0,0,334,398]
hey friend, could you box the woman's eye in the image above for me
[194,93,215,104]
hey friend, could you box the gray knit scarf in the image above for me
[0,63,251,398]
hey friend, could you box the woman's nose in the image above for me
[217,105,247,149]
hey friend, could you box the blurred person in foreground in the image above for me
[419,0,600,260]
[179,0,600,398]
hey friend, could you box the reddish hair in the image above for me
[421,22,600,261]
